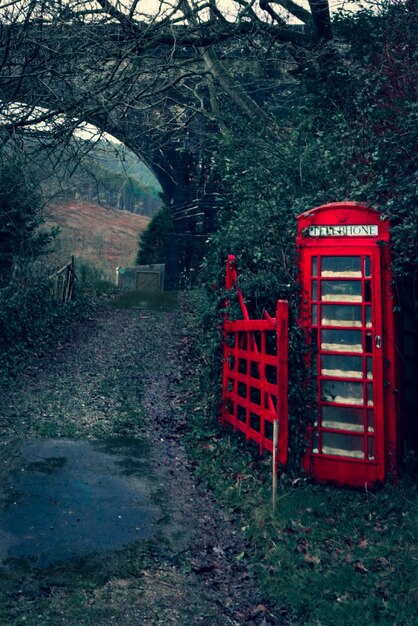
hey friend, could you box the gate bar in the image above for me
[222,255,289,466]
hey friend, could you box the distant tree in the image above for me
[136,203,173,265]
[0,160,56,286]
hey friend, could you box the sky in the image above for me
[119,0,375,24]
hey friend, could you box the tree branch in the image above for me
[308,0,332,40]
[266,0,312,25]
[259,0,286,25]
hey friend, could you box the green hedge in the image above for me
[0,276,77,378]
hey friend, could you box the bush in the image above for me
[77,261,116,297]
[0,268,78,378]
[136,202,174,265]
[0,159,56,287]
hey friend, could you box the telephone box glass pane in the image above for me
[321,305,362,327]
[321,380,364,405]
[322,405,364,431]
[368,437,375,460]
[301,244,385,472]
[367,383,374,406]
[321,329,362,352]
[365,305,372,328]
[312,430,319,453]
[364,281,372,302]
[322,432,364,458]
[321,281,362,302]
[367,409,374,432]
[321,257,361,277]
[321,354,363,378]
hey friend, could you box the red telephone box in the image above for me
[297,202,399,487]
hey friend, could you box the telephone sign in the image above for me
[308,224,379,237]
[297,202,399,487]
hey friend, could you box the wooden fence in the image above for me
[49,256,76,302]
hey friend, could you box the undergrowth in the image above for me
[179,294,418,626]
[77,261,116,297]
[0,273,80,382]
[0,260,117,384]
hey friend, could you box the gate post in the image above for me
[276,300,289,466]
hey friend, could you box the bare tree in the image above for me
[0,0,337,201]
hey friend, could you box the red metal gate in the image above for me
[220,255,289,466]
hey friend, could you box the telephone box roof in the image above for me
[297,202,390,244]
[297,202,385,221]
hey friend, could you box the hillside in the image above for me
[46,201,150,278]
[91,138,161,190]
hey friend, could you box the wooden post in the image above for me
[272,419,278,514]
[49,257,75,302]
[69,255,75,301]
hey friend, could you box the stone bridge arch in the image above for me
[73,112,221,288]
[0,22,222,285]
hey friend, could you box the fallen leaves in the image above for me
[354,560,368,573]
[293,535,321,568]
[191,560,219,574]
[304,553,321,567]
[336,592,351,603]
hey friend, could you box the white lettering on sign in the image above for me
[308,224,378,237]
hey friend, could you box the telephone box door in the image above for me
[297,203,397,487]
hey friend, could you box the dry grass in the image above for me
[45,201,150,278]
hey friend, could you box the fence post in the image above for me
[68,255,75,300]
[272,300,289,513]
[276,300,289,466]
[272,419,279,513]
[49,257,76,303]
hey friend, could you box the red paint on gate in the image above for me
[220,255,289,465]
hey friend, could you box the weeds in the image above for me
[0,272,81,382]
[77,261,116,297]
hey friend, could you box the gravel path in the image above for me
[0,303,282,626]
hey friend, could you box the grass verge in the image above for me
[179,293,418,626]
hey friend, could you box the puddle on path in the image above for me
[0,438,162,569]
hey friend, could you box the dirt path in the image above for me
[0,303,282,625]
